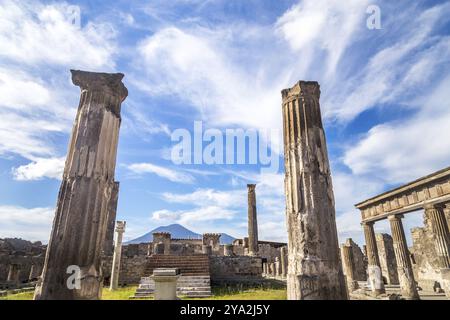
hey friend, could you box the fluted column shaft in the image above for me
[282,81,346,300]
[388,215,419,299]
[247,184,258,256]
[363,221,385,294]
[34,70,128,300]
[425,205,450,269]
[110,221,126,291]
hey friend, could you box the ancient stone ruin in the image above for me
[355,167,450,299]
[2,72,449,300]
[33,70,128,300]
[281,81,347,300]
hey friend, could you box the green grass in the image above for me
[0,291,34,300]
[1,286,287,300]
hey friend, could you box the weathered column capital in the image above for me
[362,220,375,227]
[247,183,256,191]
[281,81,320,101]
[387,214,404,221]
[115,221,126,234]
[71,69,128,101]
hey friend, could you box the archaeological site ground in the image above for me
[0,1,449,318]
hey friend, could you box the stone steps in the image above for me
[133,255,212,298]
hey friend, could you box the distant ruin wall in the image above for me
[209,256,262,284]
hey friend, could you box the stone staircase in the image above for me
[133,254,212,298]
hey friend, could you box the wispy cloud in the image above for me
[12,157,65,181]
[127,162,195,184]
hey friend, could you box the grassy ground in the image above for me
[1,286,286,300]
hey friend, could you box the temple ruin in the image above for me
[355,166,450,299]
[1,72,448,300]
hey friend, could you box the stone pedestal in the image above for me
[388,215,419,299]
[282,81,347,300]
[363,222,385,295]
[34,70,128,300]
[109,221,126,291]
[247,184,258,256]
[152,268,180,300]
[425,205,450,269]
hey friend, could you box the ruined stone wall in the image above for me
[209,256,263,283]
[376,233,399,285]
[340,239,367,282]
[411,225,444,291]
[102,255,148,286]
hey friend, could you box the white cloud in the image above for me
[0,205,53,242]
[151,206,236,224]
[0,0,117,69]
[12,157,65,181]
[343,75,450,184]
[162,188,245,207]
[276,0,370,76]
[127,162,195,184]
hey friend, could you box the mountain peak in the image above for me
[126,224,236,245]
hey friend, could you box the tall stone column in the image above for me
[280,246,287,278]
[247,184,258,256]
[109,221,126,291]
[425,205,450,268]
[34,70,128,300]
[363,221,385,295]
[388,215,419,299]
[282,81,347,300]
[341,242,358,292]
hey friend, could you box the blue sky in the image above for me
[0,0,449,246]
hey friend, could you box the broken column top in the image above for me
[281,81,320,100]
[115,221,126,233]
[71,69,128,101]
[247,184,256,191]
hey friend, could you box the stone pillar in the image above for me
[247,184,258,256]
[262,263,267,276]
[202,245,212,255]
[388,215,419,299]
[274,257,281,277]
[282,81,347,300]
[363,221,385,295]
[28,265,36,282]
[425,205,450,269]
[103,182,120,256]
[280,246,287,278]
[341,242,358,292]
[223,244,233,256]
[7,264,20,284]
[34,70,128,300]
[109,221,126,291]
